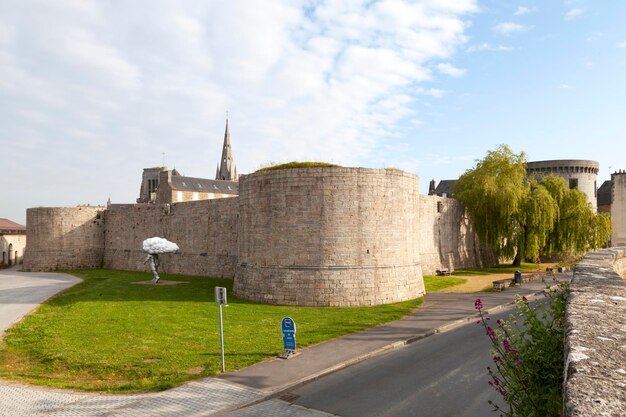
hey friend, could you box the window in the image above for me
[569,178,578,189]
[177,191,183,202]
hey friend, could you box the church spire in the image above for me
[216,118,237,181]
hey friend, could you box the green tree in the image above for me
[454,145,611,266]
[541,175,612,256]
[453,145,531,266]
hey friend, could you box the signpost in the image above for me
[215,287,228,372]
[279,317,297,359]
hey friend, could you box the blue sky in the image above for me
[1,0,625,225]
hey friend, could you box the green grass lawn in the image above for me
[0,269,422,393]
[450,262,544,276]
[423,275,467,292]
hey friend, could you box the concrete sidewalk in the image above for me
[0,267,569,416]
[220,276,569,395]
[0,266,81,337]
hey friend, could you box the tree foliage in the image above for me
[454,145,612,265]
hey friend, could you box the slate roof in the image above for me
[0,218,26,233]
[432,180,457,197]
[170,175,238,195]
[597,180,612,206]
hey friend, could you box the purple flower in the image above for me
[486,326,497,341]
[502,339,519,353]
[474,298,484,311]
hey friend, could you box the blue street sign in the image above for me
[281,317,296,351]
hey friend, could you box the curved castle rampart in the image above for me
[23,207,105,271]
[233,167,425,306]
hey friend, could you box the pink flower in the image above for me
[474,298,484,311]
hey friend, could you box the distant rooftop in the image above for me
[597,180,612,206]
[430,180,457,197]
[170,175,238,195]
[0,218,26,233]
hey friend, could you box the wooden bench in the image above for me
[436,269,451,276]
[492,279,513,291]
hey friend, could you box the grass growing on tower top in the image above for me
[256,161,341,171]
[0,269,422,393]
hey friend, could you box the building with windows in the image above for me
[136,120,239,204]
[1,218,26,267]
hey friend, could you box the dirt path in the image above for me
[437,273,513,293]
[438,268,552,293]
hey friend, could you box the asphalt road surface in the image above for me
[288,308,515,417]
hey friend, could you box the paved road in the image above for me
[0,266,81,337]
[281,308,517,417]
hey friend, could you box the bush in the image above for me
[475,279,568,416]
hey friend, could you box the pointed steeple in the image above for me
[216,118,237,181]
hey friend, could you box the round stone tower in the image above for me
[526,159,599,211]
[234,167,425,307]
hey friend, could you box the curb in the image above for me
[228,286,556,412]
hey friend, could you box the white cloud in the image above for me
[466,43,514,53]
[617,40,626,48]
[437,63,466,77]
[493,22,527,35]
[514,6,535,16]
[0,0,479,222]
[558,84,573,89]
[415,87,447,98]
[565,8,585,21]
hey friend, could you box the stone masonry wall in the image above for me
[564,247,626,416]
[23,207,105,271]
[234,168,425,306]
[103,198,238,277]
[418,195,496,274]
[611,172,626,246]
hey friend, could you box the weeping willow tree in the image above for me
[541,176,612,257]
[454,145,611,266]
[453,145,530,266]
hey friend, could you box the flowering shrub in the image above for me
[475,280,568,417]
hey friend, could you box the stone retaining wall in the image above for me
[564,247,626,416]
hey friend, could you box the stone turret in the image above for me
[215,119,238,181]
[526,159,599,211]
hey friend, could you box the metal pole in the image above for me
[218,303,225,372]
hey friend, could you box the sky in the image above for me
[2,0,626,225]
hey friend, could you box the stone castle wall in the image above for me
[103,199,238,277]
[234,168,424,306]
[23,207,105,271]
[611,172,626,246]
[418,195,496,274]
[23,167,495,306]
